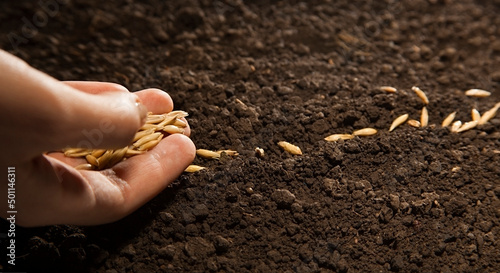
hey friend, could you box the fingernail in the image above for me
[134,96,148,125]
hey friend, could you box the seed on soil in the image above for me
[465,89,491,97]
[478,103,500,125]
[217,150,239,156]
[255,147,265,158]
[456,120,478,133]
[184,165,206,173]
[352,128,378,136]
[412,86,429,104]
[442,112,456,127]
[471,109,481,122]
[324,134,355,141]
[196,149,221,159]
[389,114,409,132]
[278,141,302,155]
[451,120,462,133]
[407,119,421,128]
[421,107,429,127]
[379,86,397,93]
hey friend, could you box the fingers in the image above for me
[103,134,196,222]
[14,134,195,226]
[134,88,174,114]
[63,81,129,94]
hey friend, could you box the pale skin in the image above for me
[0,50,196,227]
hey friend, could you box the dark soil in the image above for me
[1,0,500,272]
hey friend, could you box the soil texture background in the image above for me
[1,0,500,272]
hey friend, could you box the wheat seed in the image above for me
[471,109,481,122]
[278,141,302,155]
[465,89,491,97]
[196,149,221,159]
[478,103,500,125]
[441,112,456,127]
[75,163,94,170]
[450,120,462,132]
[85,154,99,167]
[412,86,429,104]
[63,111,189,170]
[184,165,206,173]
[389,114,409,132]
[133,132,163,148]
[217,150,239,156]
[407,119,421,128]
[353,128,378,136]
[421,107,429,127]
[255,147,265,158]
[138,138,162,151]
[456,120,478,133]
[379,86,397,93]
[324,134,355,141]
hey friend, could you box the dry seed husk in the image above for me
[471,109,481,122]
[464,89,491,97]
[478,103,500,125]
[62,111,188,170]
[389,114,409,132]
[442,112,456,127]
[184,165,206,173]
[407,119,421,128]
[420,107,429,127]
[196,149,221,159]
[456,121,478,133]
[278,141,302,155]
[412,86,429,104]
[379,86,397,93]
[217,150,239,156]
[450,120,462,133]
[352,128,378,136]
[255,147,265,158]
[324,134,355,141]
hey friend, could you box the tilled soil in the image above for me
[1,0,500,272]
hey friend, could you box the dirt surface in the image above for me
[1,0,500,272]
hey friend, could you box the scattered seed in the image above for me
[255,147,265,158]
[389,114,409,132]
[450,120,462,133]
[184,165,206,173]
[407,119,421,128]
[465,89,491,97]
[324,134,355,141]
[379,86,397,93]
[412,86,429,104]
[217,150,239,156]
[441,112,456,127]
[352,128,378,136]
[420,107,429,127]
[478,103,500,125]
[456,120,478,133]
[471,109,481,122]
[196,149,221,159]
[278,141,302,155]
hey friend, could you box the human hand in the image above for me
[0,50,196,227]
